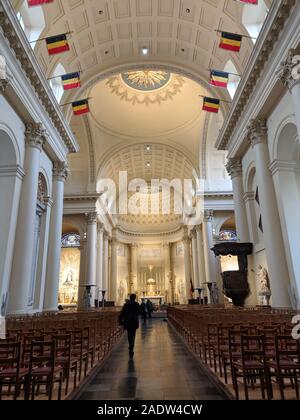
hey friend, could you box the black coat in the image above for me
[119,301,141,330]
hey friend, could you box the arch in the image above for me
[64,62,229,123]
[16,1,46,49]
[272,116,299,162]
[243,161,256,193]
[0,123,21,166]
[50,63,66,103]
[242,0,269,42]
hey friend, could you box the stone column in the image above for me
[78,238,87,309]
[279,49,300,138]
[43,162,69,311]
[8,123,46,314]
[110,229,118,303]
[102,232,109,295]
[195,225,207,288]
[182,227,192,302]
[96,224,104,303]
[226,158,250,242]
[163,242,171,301]
[130,243,138,294]
[248,118,291,307]
[85,212,98,306]
[202,210,218,303]
[169,243,175,304]
[191,230,200,288]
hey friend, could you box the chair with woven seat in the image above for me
[231,334,272,400]
[0,341,29,400]
[28,340,63,400]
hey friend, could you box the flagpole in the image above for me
[29,31,73,44]
[207,68,242,78]
[199,95,232,104]
[46,70,83,81]
[214,29,257,40]
[59,97,93,107]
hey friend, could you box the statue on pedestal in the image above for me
[256,265,271,306]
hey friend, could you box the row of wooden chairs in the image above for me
[168,306,300,400]
[0,309,123,400]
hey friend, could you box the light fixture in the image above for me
[141,46,149,56]
[146,161,151,167]
[146,145,151,151]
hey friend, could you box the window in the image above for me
[224,60,240,99]
[50,63,65,103]
[16,1,46,49]
[242,0,269,42]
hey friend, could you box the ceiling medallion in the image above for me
[121,70,171,91]
[106,72,185,106]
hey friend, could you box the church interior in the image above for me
[0,0,300,402]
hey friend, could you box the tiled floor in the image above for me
[76,319,228,400]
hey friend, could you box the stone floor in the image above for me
[76,319,228,400]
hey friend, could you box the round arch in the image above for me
[272,116,299,162]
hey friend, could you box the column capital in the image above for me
[278,48,300,91]
[86,212,98,225]
[247,118,268,147]
[0,77,10,95]
[203,210,214,222]
[53,161,69,182]
[97,222,104,234]
[226,158,243,179]
[25,123,46,151]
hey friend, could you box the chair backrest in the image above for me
[240,334,267,367]
[29,340,56,375]
[52,333,71,361]
[0,341,21,373]
[275,334,300,366]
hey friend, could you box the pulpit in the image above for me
[212,242,253,307]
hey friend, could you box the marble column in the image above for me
[248,118,291,307]
[183,227,192,302]
[110,229,118,303]
[85,212,98,306]
[169,243,175,304]
[279,49,300,138]
[78,238,87,309]
[191,230,200,288]
[96,224,104,303]
[202,210,217,303]
[163,242,171,300]
[43,162,69,311]
[195,225,207,288]
[226,158,250,242]
[8,123,46,314]
[102,232,109,295]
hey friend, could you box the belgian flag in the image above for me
[27,0,53,6]
[61,72,81,91]
[202,97,220,114]
[72,99,90,116]
[219,32,242,52]
[239,0,258,4]
[210,70,229,88]
[46,34,70,56]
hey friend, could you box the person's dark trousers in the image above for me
[127,329,137,353]
[148,312,152,319]
[142,314,147,323]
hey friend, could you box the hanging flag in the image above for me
[72,99,90,116]
[210,70,229,88]
[238,0,258,4]
[61,72,81,90]
[46,34,70,55]
[202,97,220,114]
[28,0,54,6]
[219,32,242,52]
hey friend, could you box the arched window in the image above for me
[16,1,46,49]
[224,60,240,99]
[50,63,66,103]
[242,0,269,42]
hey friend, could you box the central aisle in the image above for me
[77,319,228,400]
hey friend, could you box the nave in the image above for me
[76,319,228,401]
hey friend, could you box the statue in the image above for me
[209,282,219,305]
[118,279,125,301]
[256,265,271,305]
[83,285,92,309]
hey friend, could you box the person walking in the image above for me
[146,299,154,319]
[118,294,141,357]
[140,298,147,323]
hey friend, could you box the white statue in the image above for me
[209,282,219,305]
[256,265,271,305]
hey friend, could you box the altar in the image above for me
[142,296,165,305]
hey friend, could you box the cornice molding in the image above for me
[64,193,102,203]
[216,0,296,151]
[0,1,78,153]
[204,191,233,198]
[118,225,183,238]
